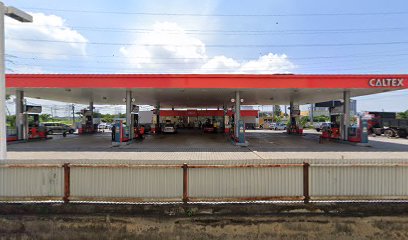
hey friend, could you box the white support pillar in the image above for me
[16,90,24,140]
[0,3,6,160]
[0,3,32,160]
[222,105,226,130]
[235,91,240,139]
[343,91,351,141]
[126,90,133,139]
[289,101,294,124]
[89,101,94,132]
[156,103,160,131]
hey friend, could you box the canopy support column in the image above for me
[16,90,25,140]
[343,91,351,141]
[126,90,133,139]
[235,91,240,139]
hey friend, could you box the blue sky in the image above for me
[3,0,408,113]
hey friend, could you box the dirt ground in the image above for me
[1,214,408,240]
[1,203,408,240]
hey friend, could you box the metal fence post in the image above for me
[303,162,310,204]
[63,163,70,203]
[182,163,189,203]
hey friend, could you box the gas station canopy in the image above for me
[6,74,408,107]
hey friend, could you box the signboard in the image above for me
[132,105,139,113]
[331,106,344,114]
[25,105,42,113]
[187,110,197,116]
[369,78,404,87]
[291,105,300,111]
[315,101,342,108]
[291,110,301,116]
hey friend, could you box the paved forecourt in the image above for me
[6,129,408,162]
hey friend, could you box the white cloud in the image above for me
[120,22,295,73]
[5,12,88,59]
[200,53,295,73]
[120,22,207,71]
[238,53,295,74]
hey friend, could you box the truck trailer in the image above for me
[367,112,408,138]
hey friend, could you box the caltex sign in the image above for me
[369,78,404,87]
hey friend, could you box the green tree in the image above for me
[39,114,53,122]
[93,112,102,118]
[397,110,408,119]
[273,115,282,123]
[101,113,115,123]
[313,115,330,122]
[300,116,310,127]
[6,115,16,127]
[274,105,282,117]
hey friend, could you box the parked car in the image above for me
[274,123,287,130]
[202,122,215,133]
[41,122,75,135]
[261,122,275,129]
[315,122,331,132]
[98,123,112,130]
[161,123,177,133]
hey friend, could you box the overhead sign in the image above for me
[331,106,344,114]
[132,105,139,113]
[369,78,404,87]
[25,105,42,113]
[187,110,197,116]
[315,101,342,108]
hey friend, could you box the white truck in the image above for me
[138,111,154,125]
[137,111,154,132]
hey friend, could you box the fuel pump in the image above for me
[229,109,236,141]
[112,120,130,145]
[320,105,342,141]
[329,114,341,139]
[25,105,47,140]
[79,109,96,134]
[26,113,47,140]
[132,112,145,140]
[348,115,369,144]
[287,104,303,135]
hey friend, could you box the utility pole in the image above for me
[0,3,32,160]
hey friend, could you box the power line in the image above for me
[7,52,408,65]
[5,54,408,69]
[22,7,408,17]
[6,37,408,48]
[6,48,408,61]
[6,22,407,35]
[9,59,406,72]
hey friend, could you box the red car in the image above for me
[202,123,215,133]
